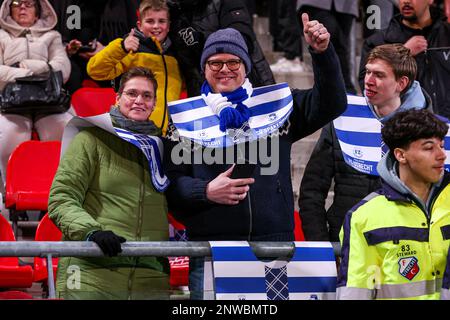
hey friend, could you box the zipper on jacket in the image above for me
[136,178,144,240]
[129,156,146,299]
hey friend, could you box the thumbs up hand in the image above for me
[124,28,140,53]
[301,13,330,53]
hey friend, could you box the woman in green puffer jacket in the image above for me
[48,67,170,300]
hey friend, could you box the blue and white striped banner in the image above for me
[169,83,293,148]
[208,241,337,300]
[333,95,450,176]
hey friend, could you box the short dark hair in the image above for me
[366,44,417,94]
[118,67,158,95]
[381,109,448,151]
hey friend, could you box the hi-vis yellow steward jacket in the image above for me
[337,153,450,300]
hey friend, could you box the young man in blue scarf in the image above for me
[165,13,347,299]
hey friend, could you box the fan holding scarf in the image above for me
[165,13,347,299]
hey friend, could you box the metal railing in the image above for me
[0,241,341,299]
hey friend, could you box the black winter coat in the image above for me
[167,0,275,96]
[298,123,381,242]
[358,10,450,118]
[165,45,347,241]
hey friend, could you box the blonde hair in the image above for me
[139,0,169,20]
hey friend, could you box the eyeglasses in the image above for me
[206,59,242,71]
[122,90,155,102]
[11,0,36,8]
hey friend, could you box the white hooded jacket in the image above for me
[0,0,70,90]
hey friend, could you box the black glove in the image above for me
[89,230,126,257]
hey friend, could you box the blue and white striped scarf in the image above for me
[114,127,169,192]
[333,95,450,176]
[61,113,169,192]
[169,82,293,148]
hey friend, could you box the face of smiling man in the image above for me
[204,53,246,93]
[117,76,155,121]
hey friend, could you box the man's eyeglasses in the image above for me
[122,90,155,102]
[206,59,242,71]
[11,0,35,8]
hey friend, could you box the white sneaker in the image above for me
[270,57,306,73]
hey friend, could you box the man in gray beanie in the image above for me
[199,28,252,76]
[165,13,347,300]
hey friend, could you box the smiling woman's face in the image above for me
[117,76,156,121]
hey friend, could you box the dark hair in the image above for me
[118,67,158,95]
[366,44,417,94]
[381,109,448,151]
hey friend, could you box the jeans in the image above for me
[189,256,205,300]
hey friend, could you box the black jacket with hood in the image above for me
[167,0,275,96]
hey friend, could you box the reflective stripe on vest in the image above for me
[336,287,374,300]
[375,279,442,299]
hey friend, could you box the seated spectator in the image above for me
[0,0,71,184]
[48,67,170,300]
[48,0,140,93]
[87,0,182,134]
[337,109,450,299]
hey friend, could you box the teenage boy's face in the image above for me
[398,137,447,185]
[137,9,170,43]
[364,58,408,108]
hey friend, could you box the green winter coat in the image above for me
[48,126,170,300]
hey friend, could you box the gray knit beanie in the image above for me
[200,28,251,74]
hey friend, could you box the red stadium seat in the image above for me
[71,87,116,117]
[81,79,100,88]
[5,141,61,211]
[0,290,33,299]
[0,214,33,288]
[5,141,61,234]
[33,213,62,283]
[168,213,189,288]
[294,210,305,241]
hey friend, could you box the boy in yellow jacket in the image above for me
[87,0,182,134]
